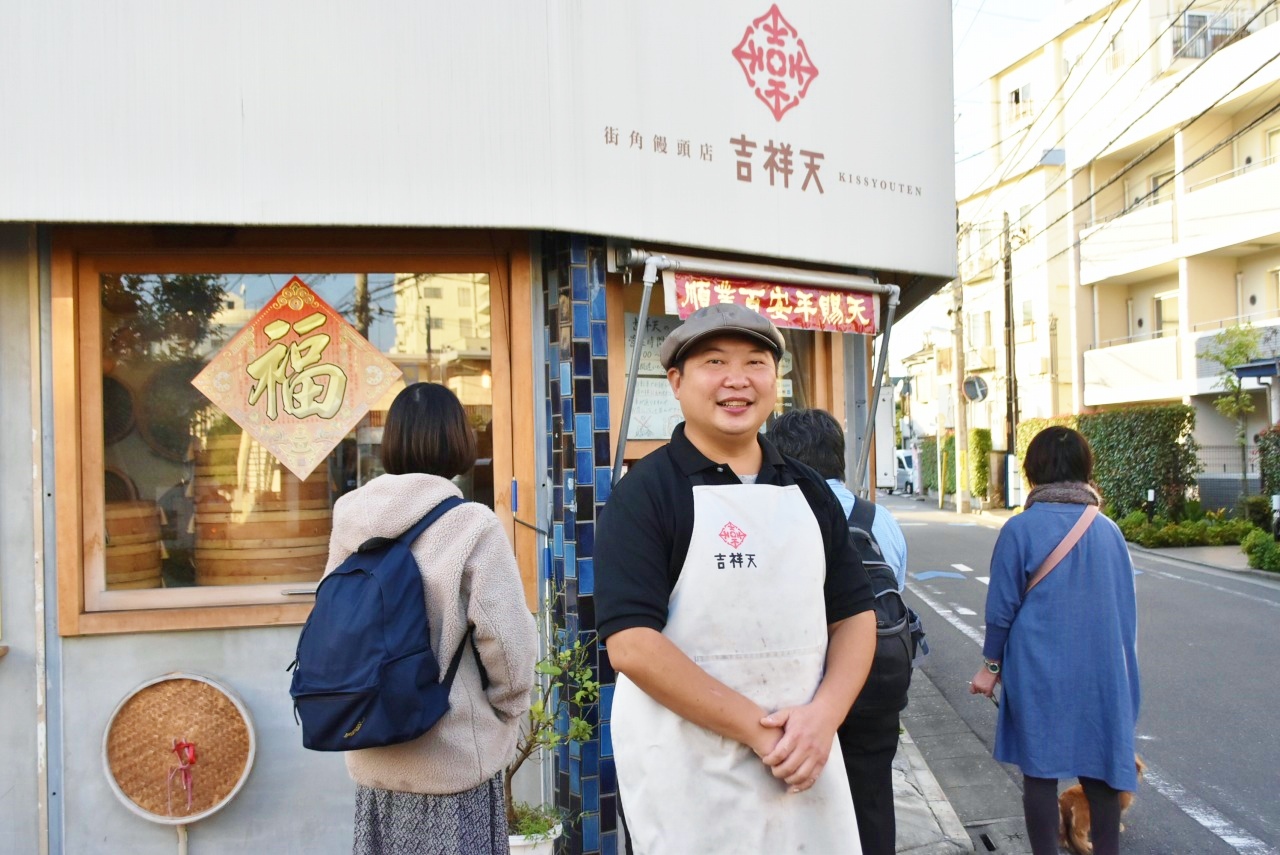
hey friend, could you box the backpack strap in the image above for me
[443,626,476,691]
[1025,505,1099,595]
[847,496,877,535]
[399,495,467,545]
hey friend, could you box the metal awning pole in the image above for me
[851,285,901,495]
[612,256,675,485]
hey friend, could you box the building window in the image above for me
[1108,32,1126,72]
[1154,291,1179,337]
[1151,170,1174,204]
[458,287,472,307]
[54,239,505,633]
[1008,84,1033,122]
[1267,127,1280,166]
[460,318,474,338]
[1021,300,1034,326]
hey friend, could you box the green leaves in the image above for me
[1018,406,1201,519]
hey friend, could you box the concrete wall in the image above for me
[61,628,355,854]
[0,226,41,852]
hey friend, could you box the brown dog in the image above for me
[1058,756,1146,855]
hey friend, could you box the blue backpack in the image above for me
[289,496,469,751]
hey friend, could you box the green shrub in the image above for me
[1119,511,1258,548]
[969,428,992,500]
[1258,426,1280,497]
[1241,528,1280,572]
[1236,495,1272,531]
[919,436,938,493]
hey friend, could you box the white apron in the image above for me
[612,482,861,854]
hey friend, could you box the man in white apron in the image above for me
[596,304,878,854]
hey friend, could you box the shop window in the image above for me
[55,245,510,632]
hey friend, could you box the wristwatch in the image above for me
[983,658,1002,675]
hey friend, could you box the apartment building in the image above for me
[925,0,1280,502]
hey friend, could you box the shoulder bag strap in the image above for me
[1024,504,1099,595]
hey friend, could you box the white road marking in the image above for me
[899,522,928,526]
[954,606,977,616]
[947,523,978,527]
[952,563,975,573]
[976,577,990,586]
[1141,763,1277,855]
[1144,569,1280,610]
[905,583,984,645]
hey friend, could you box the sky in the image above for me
[886,0,1059,385]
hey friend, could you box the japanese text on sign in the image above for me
[671,273,878,335]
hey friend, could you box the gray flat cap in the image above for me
[659,303,786,370]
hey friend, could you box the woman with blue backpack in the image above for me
[319,383,537,855]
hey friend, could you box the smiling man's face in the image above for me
[667,334,778,451]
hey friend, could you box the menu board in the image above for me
[623,313,682,440]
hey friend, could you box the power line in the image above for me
[959,0,1136,211]
[959,0,1279,269]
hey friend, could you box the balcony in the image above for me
[1083,335,1182,406]
[1171,22,1242,60]
[1079,201,1176,284]
[1181,159,1280,255]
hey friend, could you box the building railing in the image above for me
[1172,21,1241,60]
[1190,308,1280,332]
[1092,329,1178,349]
[1187,155,1280,192]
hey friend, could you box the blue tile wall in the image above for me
[543,233,613,855]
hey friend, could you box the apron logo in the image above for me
[718,522,748,549]
[714,552,758,570]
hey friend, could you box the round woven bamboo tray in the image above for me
[103,673,255,825]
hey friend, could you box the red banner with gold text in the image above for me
[672,273,878,335]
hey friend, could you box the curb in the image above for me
[1126,544,1280,582]
[897,727,973,854]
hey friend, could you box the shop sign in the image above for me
[667,273,878,335]
[0,2,956,279]
[191,277,402,481]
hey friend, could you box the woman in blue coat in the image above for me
[970,427,1140,855]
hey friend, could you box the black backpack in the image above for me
[844,498,925,719]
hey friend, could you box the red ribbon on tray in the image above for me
[166,738,197,815]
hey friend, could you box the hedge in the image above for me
[969,428,992,501]
[1017,405,1200,519]
[919,436,938,493]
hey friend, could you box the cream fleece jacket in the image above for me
[324,473,537,795]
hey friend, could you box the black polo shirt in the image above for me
[596,423,874,642]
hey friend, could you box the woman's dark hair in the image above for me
[380,383,477,479]
[1023,426,1093,487]
[768,409,846,481]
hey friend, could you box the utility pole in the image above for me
[426,303,434,383]
[1002,212,1019,462]
[353,273,370,338]
[953,281,970,514]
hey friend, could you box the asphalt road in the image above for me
[879,492,1280,855]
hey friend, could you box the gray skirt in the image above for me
[353,774,509,855]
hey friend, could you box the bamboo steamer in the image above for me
[104,502,162,590]
[194,544,328,586]
[191,433,332,586]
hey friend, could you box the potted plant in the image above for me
[504,602,600,854]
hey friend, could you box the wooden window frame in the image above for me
[52,228,536,635]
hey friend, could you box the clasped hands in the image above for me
[749,702,841,795]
